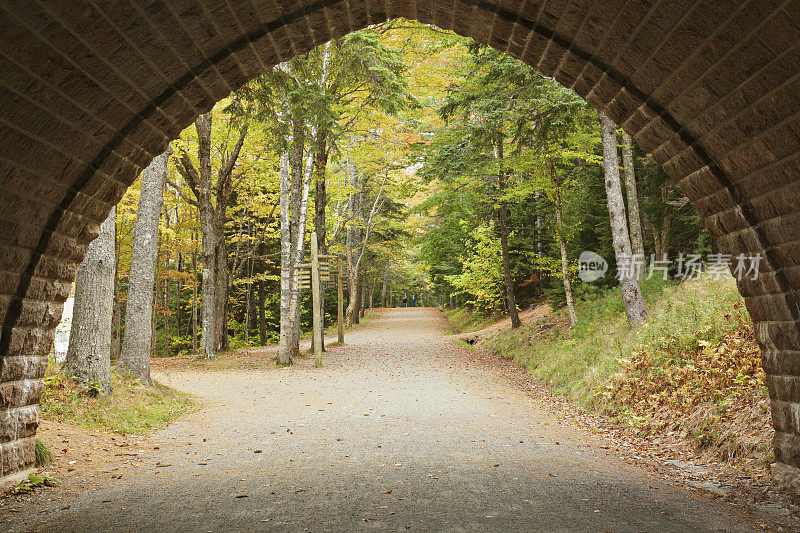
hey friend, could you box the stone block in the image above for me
[1,436,36,476]
[771,461,800,495]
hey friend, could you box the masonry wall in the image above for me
[0,0,799,483]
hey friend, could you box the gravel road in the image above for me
[12,308,765,531]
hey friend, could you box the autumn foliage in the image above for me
[605,310,771,464]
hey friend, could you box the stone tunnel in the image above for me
[0,0,799,487]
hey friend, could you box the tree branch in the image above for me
[219,122,249,181]
[165,178,199,207]
[176,150,202,199]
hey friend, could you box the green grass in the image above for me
[483,274,748,408]
[41,369,196,435]
[442,307,503,334]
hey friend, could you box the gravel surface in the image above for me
[4,308,769,531]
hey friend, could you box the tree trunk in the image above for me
[288,145,313,355]
[313,131,328,353]
[110,209,121,362]
[381,268,389,307]
[642,210,657,256]
[287,113,305,358]
[658,184,673,258]
[552,162,577,327]
[359,274,366,318]
[367,271,374,310]
[118,149,170,384]
[244,257,252,345]
[258,281,267,345]
[150,282,157,358]
[213,230,229,352]
[346,253,361,325]
[111,283,121,362]
[555,206,577,324]
[599,112,648,327]
[278,145,294,365]
[191,248,198,354]
[659,212,673,259]
[175,112,248,356]
[175,252,182,347]
[162,216,170,357]
[347,244,362,325]
[621,133,645,258]
[63,206,116,395]
[278,102,313,363]
[199,198,217,358]
[496,135,520,328]
[345,160,362,326]
[190,113,218,359]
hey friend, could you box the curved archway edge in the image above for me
[0,0,799,485]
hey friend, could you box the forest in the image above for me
[59,20,714,393]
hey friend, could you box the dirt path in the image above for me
[2,308,772,531]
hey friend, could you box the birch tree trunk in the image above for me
[552,163,577,327]
[621,132,645,258]
[599,112,648,326]
[288,149,314,353]
[119,148,170,384]
[63,206,116,394]
[555,196,578,327]
[278,147,294,365]
[345,159,362,326]
[346,249,361,325]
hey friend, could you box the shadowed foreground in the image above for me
[12,309,763,531]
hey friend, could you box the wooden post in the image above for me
[337,257,344,344]
[311,232,323,368]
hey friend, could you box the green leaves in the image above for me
[11,473,61,494]
[446,223,505,312]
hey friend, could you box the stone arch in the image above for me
[1,0,799,484]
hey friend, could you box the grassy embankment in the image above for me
[442,307,503,335]
[448,274,771,467]
[40,366,195,435]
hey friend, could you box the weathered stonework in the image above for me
[0,0,799,486]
